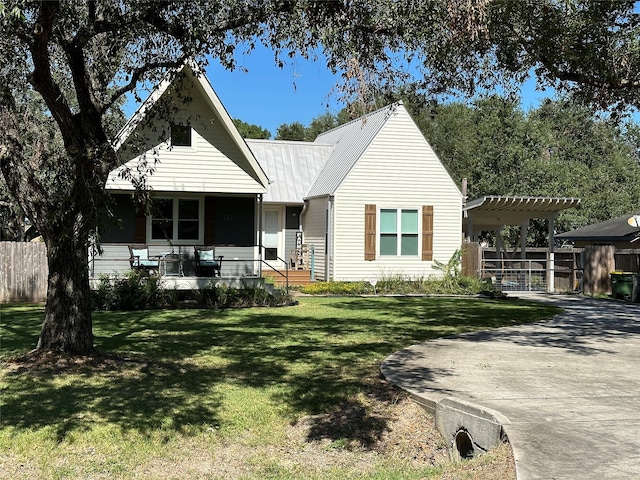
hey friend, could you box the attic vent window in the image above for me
[171,124,191,147]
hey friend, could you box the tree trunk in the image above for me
[36,235,94,355]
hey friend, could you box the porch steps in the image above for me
[272,269,313,287]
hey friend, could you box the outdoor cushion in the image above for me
[199,260,220,267]
[198,249,215,261]
[139,259,159,267]
[131,248,148,260]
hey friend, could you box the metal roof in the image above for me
[463,196,581,231]
[247,139,334,203]
[557,212,640,241]
[305,103,400,198]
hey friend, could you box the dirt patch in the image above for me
[2,350,149,377]
[282,378,515,479]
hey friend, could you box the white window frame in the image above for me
[148,196,203,244]
[379,208,419,257]
[170,123,192,148]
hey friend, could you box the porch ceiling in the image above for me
[463,195,581,232]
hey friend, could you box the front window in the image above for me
[151,198,200,242]
[178,199,199,240]
[151,198,173,240]
[171,124,191,147]
[380,208,419,256]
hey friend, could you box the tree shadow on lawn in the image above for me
[2,297,529,446]
[460,297,640,355]
[2,354,225,442]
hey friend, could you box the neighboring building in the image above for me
[94,64,463,284]
[557,213,640,248]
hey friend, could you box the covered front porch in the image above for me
[89,242,313,290]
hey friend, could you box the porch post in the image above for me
[520,221,528,259]
[258,194,263,278]
[466,214,475,242]
[496,226,504,267]
[548,215,556,293]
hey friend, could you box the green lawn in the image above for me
[0,296,560,479]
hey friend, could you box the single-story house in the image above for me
[93,63,463,285]
[557,213,640,248]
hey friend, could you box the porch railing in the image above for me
[88,243,293,292]
[258,245,289,292]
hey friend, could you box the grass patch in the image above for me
[0,297,560,479]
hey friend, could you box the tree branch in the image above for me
[537,52,640,91]
[101,58,189,114]
[28,2,78,152]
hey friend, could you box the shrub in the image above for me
[299,250,489,297]
[93,274,295,311]
[299,275,486,296]
[92,270,163,311]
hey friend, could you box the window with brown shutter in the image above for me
[364,204,376,260]
[422,205,433,261]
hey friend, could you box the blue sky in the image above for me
[203,45,344,137]
[204,44,555,138]
[124,44,555,137]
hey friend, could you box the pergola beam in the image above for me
[463,196,580,293]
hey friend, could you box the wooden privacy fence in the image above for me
[0,242,48,303]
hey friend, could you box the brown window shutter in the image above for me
[422,206,433,261]
[364,204,376,261]
[134,203,146,243]
[204,196,216,245]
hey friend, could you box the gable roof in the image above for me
[305,103,400,198]
[111,61,269,191]
[246,139,333,203]
[557,212,640,242]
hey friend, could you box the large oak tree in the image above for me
[2,0,640,356]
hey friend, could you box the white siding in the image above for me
[109,85,265,194]
[302,197,328,281]
[332,106,462,281]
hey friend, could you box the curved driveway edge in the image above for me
[380,293,640,480]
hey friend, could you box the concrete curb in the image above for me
[435,397,510,460]
[380,362,511,460]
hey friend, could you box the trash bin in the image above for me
[633,274,640,303]
[611,272,634,299]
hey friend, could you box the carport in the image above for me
[463,196,581,292]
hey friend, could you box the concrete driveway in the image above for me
[380,294,640,480]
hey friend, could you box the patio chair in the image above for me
[194,246,223,277]
[128,245,160,274]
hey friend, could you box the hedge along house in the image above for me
[93,62,270,283]
[248,102,463,282]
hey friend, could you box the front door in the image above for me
[264,209,282,265]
